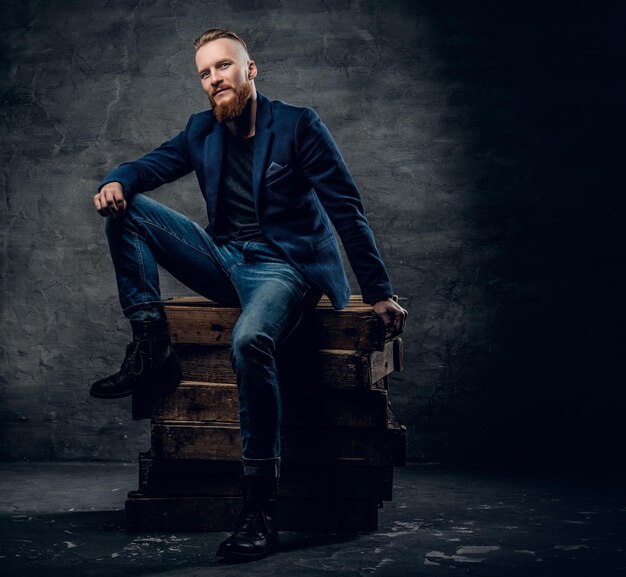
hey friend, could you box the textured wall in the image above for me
[1,0,623,467]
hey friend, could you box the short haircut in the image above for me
[193,28,250,56]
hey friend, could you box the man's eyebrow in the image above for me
[198,58,234,74]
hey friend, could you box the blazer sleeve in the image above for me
[295,107,393,303]
[99,116,195,197]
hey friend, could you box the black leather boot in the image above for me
[89,319,181,403]
[216,476,279,561]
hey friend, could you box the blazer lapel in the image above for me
[203,121,226,234]
[252,93,274,206]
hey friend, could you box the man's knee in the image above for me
[231,329,275,365]
[103,195,150,238]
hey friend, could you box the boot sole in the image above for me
[88,362,180,401]
[216,536,279,562]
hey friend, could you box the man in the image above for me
[91,29,407,561]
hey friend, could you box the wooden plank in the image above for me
[174,339,399,389]
[371,339,401,382]
[303,342,396,389]
[151,421,242,461]
[166,306,239,346]
[126,492,241,532]
[281,387,390,429]
[312,308,386,351]
[393,337,404,373]
[164,296,388,351]
[282,421,404,467]
[138,454,241,496]
[153,381,390,428]
[126,492,379,532]
[152,382,239,422]
[137,454,394,501]
[164,295,380,309]
[176,345,235,383]
[150,413,405,466]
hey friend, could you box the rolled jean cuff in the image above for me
[243,457,281,479]
[122,301,165,321]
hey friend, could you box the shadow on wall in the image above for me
[411,0,626,471]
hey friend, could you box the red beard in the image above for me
[211,82,252,123]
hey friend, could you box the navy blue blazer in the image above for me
[100,92,392,309]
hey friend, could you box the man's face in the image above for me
[195,38,256,123]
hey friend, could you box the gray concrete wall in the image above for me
[1,0,623,468]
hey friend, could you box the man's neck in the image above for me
[226,96,257,139]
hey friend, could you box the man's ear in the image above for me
[247,60,257,80]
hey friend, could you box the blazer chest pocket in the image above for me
[264,162,292,185]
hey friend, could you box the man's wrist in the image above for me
[98,180,128,196]
[366,295,393,306]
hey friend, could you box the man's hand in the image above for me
[94,182,127,217]
[372,298,408,339]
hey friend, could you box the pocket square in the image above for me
[265,161,286,178]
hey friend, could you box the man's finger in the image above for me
[109,188,127,216]
[94,184,127,217]
[94,193,109,216]
[398,308,407,331]
[384,313,397,338]
[372,300,407,338]
[389,307,407,337]
[103,189,120,213]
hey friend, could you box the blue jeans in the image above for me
[105,194,321,478]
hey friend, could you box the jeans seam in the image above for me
[226,262,243,275]
[131,229,148,305]
[133,215,217,262]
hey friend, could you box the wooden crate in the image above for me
[126,295,407,532]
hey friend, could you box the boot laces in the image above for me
[236,501,268,534]
[122,339,151,376]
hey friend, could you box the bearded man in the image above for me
[90,28,407,561]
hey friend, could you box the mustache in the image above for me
[212,86,231,97]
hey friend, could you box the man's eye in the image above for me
[200,71,210,79]
[220,63,230,69]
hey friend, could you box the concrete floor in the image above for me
[0,462,624,576]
